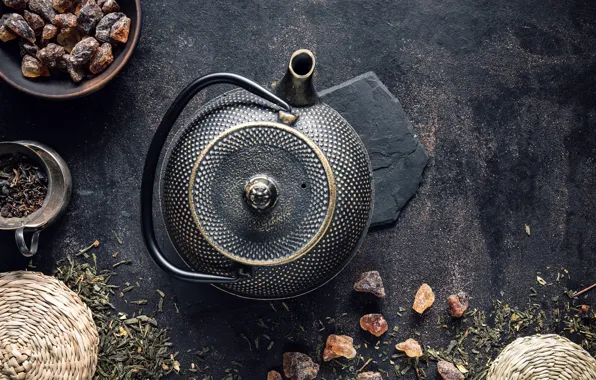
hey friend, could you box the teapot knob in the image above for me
[243,176,278,211]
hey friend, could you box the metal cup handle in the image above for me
[15,227,42,257]
[141,73,292,283]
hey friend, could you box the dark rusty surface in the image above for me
[1,0,595,378]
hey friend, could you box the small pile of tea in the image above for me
[55,243,179,380]
[0,0,131,82]
[0,153,47,218]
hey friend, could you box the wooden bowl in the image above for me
[0,0,141,100]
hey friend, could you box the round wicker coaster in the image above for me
[0,271,99,380]
[487,334,596,380]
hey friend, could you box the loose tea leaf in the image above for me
[0,154,48,217]
[55,247,180,380]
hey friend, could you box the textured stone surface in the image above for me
[0,0,595,379]
[320,72,428,227]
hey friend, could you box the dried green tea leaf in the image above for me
[55,251,179,380]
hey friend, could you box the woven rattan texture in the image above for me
[487,334,596,380]
[0,271,99,380]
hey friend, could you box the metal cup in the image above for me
[0,141,71,257]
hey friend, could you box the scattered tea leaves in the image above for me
[55,246,179,380]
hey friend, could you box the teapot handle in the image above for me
[141,73,292,283]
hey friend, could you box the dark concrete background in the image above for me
[1,0,595,379]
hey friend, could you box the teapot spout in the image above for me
[275,49,319,107]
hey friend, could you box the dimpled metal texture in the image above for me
[190,123,333,265]
[161,89,373,299]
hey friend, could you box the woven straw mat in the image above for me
[0,271,99,380]
[487,333,596,380]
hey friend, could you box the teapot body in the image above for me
[143,50,374,299]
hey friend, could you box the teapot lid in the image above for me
[189,121,336,266]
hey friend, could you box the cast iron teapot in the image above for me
[142,50,374,299]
